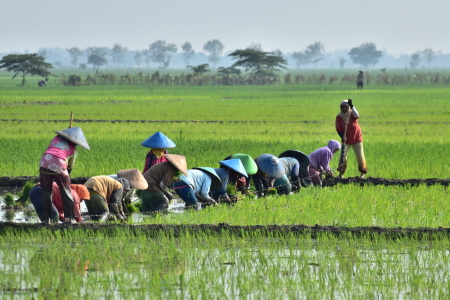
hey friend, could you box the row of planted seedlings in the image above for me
[1,178,448,228]
[0,226,449,299]
[56,71,450,86]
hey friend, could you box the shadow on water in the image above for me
[0,187,188,223]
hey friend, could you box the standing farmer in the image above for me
[336,99,368,178]
[356,70,364,89]
[39,127,90,224]
[141,132,176,173]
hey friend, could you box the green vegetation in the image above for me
[0,72,449,298]
[0,229,449,299]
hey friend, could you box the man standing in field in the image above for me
[336,99,368,178]
[356,71,364,89]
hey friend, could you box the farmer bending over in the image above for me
[29,183,89,223]
[173,167,221,210]
[83,176,129,222]
[308,140,341,186]
[141,154,187,213]
[210,158,248,203]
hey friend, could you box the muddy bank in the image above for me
[2,119,449,125]
[1,176,448,188]
[0,222,448,239]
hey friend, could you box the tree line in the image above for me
[0,39,441,86]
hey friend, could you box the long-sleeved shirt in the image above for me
[213,168,229,195]
[179,169,214,202]
[279,157,300,179]
[50,183,85,222]
[336,107,363,144]
[143,150,169,173]
[308,147,333,172]
[84,176,123,204]
[143,162,177,193]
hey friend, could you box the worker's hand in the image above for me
[165,192,173,201]
[219,193,231,203]
[348,99,353,108]
[325,170,334,178]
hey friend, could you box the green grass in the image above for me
[0,228,449,299]
[1,77,449,298]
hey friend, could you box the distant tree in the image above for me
[410,52,421,69]
[217,66,241,76]
[0,53,53,86]
[134,52,143,68]
[148,40,178,69]
[67,47,83,67]
[110,44,128,67]
[423,48,436,68]
[291,51,308,68]
[203,39,224,68]
[228,48,287,74]
[339,57,346,69]
[187,63,210,75]
[247,43,263,51]
[304,42,324,67]
[38,49,48,59]
[86,47,109,59]
[348,42,383,67]
[181,42,195,65]
[54,61,62,68]
[87,54,107,70]
[142,49,151,68]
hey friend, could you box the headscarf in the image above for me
[338,100,352,124]
[151,148,165,158]
[327,140,341,156]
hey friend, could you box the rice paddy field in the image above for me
[0,69,449,298]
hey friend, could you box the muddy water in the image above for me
[0,187,188,223]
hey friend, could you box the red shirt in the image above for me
[335,114,363,144]
[51,183,84,222]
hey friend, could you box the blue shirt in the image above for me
[180,170,213,200]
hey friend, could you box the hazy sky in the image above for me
[1,0,449,55]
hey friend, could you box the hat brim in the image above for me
[165,154,188,176]
[193,167,223,190]
[279,150,310,171]
[117,169,149,190]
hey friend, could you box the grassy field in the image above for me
[1,72,450,298]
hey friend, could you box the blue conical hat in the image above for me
[193,167,223,190]
[219,159,248,178]
[255,154,285,178]
[55,127,90,150]
[230,153,258,175]
[141,132,176,149]
[279,150,310,171]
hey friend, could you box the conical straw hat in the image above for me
[255,154,285,178]
[117,169,148,190]
[165,154,188,176]
[141,132,176,149]
[230,153,258,175]
[279,150,310,171]
[193,167,223,190]
[219,159,248,178]
[56,127,90,150]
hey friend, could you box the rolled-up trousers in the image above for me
[39,167,74,221]
[338,142,368,174]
